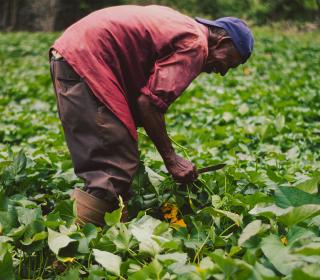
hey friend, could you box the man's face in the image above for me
[203,38,242,76]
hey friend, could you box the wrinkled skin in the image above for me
[203,37,242,76]
[164,154,198,184]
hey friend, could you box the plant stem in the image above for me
[40,254,48,279]
[169,136,191,160]
[28,254,31,279]
[193,224,213,263]
[219,223,237,237]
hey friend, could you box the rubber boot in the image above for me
[71,188,129,226]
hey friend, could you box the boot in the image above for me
[71,188,129,226]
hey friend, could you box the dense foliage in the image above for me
[0,27,320,279]
[81,0,320,23]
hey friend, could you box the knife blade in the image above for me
[198,163,226,174]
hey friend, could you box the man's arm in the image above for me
[137,94,197,184]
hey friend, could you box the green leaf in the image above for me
[261,235,301,275]
[20,231,47,245]
[13,150,27,174]
[292,264,320,280]
[274,113,285,132]
[249,204,291,218]
[292,242,320,256]
[45,211,65,229]
[275,186,320,208]
[157,252,187,265]
[295,175,320,194]
[0,252,14,280]
[278,205,320,226]
[129,215,162,256]
[210,251,253,279]
[199,256,215,271]
[57,268,80,280]
[105,196,124,226]
[16,206,42,225]
[48,228,76,255]
[238,103,249,115]
[51,200,76,227]
[287,226,316,248]
[74,235,90,254]
[238,220,266,246]
[0,191,8,211]
[0,206,18,234]
[286,147,299,160]
[253,262,277,280]
[129,259,163,280]
[201,207,242,226]
[92,249,122,276]
[235,192,273,208]
[106,223,133,251]
[251,203,320,227]
[82,223,97,243]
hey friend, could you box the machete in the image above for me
[197,163,226,174]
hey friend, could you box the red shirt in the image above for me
[51,5,208,140]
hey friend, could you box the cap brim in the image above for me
[195,17,224,29]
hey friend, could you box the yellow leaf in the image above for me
[60,257,75,263]
[171,219,187,228]
[243,67,251,75]
[280,236,288,246]
[164,213,173,219]
[195,264,205,273]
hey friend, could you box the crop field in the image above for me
[0,27,320,279]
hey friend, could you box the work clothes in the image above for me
[51,5,209,141]
[49,56,139,203]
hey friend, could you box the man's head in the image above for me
[195,17,254,76]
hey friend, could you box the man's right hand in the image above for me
[164,154,198,184]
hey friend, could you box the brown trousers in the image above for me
[49,56,139,204]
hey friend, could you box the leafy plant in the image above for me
[0,27,319,279]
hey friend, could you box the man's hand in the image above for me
[165,154,198,184]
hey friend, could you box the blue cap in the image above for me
[195,17,254,63]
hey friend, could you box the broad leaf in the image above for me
[249,204,291,218]
[238,220,266,246]
[106,223,133,251]
[278,205,320,227]
[261,235,302,275]
[275,186,320,208]
[292,242,320,256]
[129,215,162,256]
[92,249,122,276]
[48,228,76,255]
[294,174,320,194]
[274,113,285,132]
[201,207,242,226]
[105,196,124,226]
[0,252,14,280]
[157,252,188,265]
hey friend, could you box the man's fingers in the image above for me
[167,155,198,184]
[175,169,198,184]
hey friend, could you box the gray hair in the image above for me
[208,26,229,46]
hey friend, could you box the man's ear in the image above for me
[215,37,232,50]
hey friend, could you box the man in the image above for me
[49,5,254,226]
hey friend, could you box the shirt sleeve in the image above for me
[140,39,206,112]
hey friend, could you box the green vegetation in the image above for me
[83,0,320,24]
[1,27,320,279]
